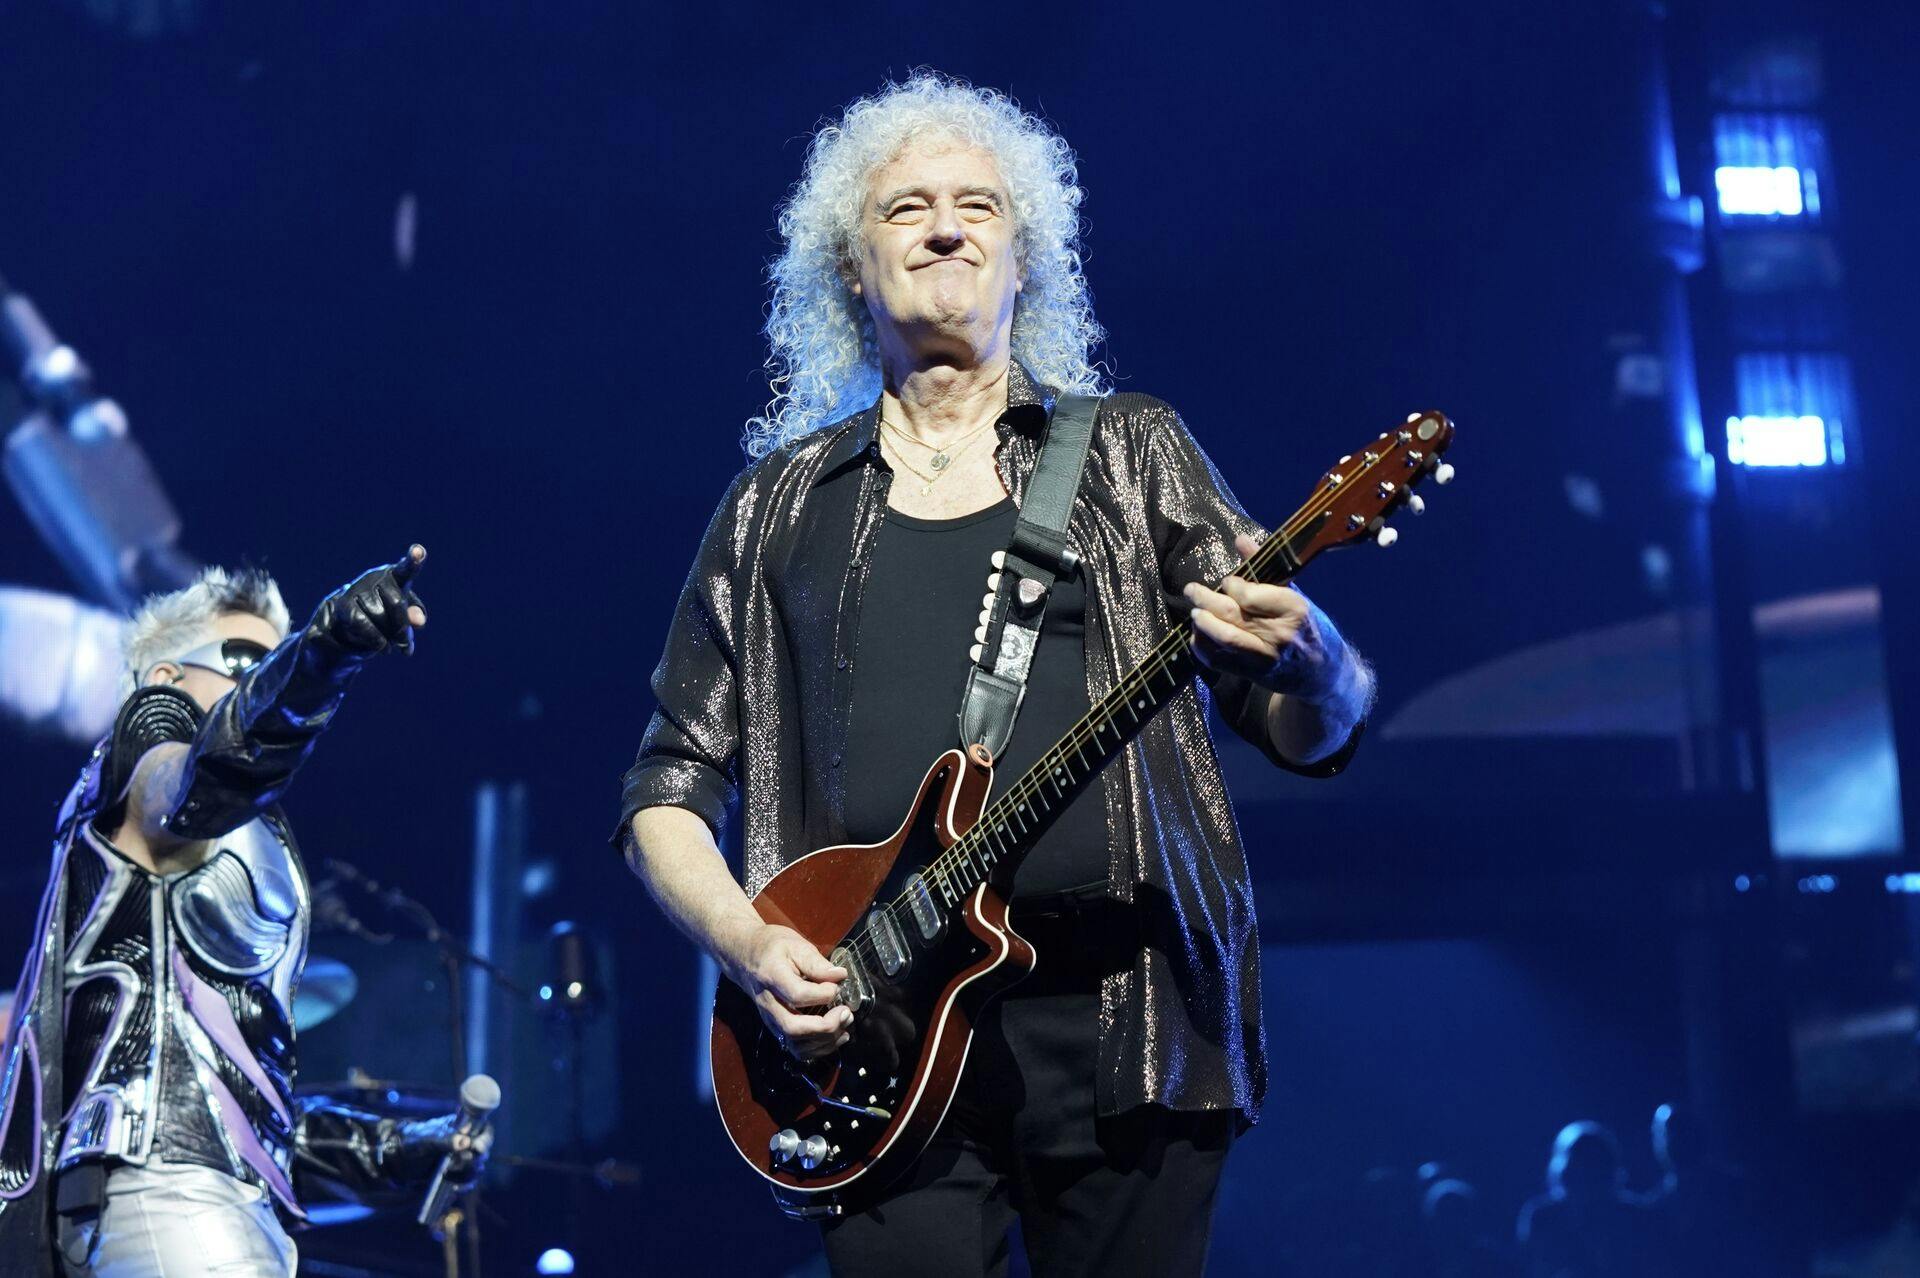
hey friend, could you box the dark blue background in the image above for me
[3,1,1915,1273]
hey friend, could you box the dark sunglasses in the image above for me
[175,637,272,678]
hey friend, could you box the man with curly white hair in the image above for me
[619,72,1374,1274]
[0,547,488,1278]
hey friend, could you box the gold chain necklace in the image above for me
[879,418,996,496]
[879,416,996,471]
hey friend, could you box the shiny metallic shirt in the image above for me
[617,362,1359,1122]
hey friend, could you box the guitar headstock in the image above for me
[1269,410,1456,573]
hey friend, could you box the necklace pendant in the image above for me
[929,452,951,471]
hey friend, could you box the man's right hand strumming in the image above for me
[625,805,851,1060]
[722,922,852,1061]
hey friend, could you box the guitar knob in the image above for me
[800,1135,830,1169]
[1407,495,1425,515]
[1433,462,1455,486]
[770,1129,801,1163]
[1375,527,1399,548]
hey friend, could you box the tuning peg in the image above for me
[1375,526,1399,548]
[1407,494,1425,515]
[1433,462,1455,486]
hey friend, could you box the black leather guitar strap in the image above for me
[957,393,1101,761]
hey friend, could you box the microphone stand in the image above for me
[323,861,527,1278]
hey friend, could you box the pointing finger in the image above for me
[391,543,428,585]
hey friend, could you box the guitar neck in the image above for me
[915,510,1330,910]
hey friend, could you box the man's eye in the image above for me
[888,204,927,218]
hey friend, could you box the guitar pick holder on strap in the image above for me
[957,393,1101,763]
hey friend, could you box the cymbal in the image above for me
[295,1073,458,1118]
[293,956,359,1031]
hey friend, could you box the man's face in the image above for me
[149,611,282,713]
[851,137,1021,363]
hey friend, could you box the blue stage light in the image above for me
[1714,166,1803,217]
[1726,353,1851,467]
[1713,114,1825,220]
[536,1248,576,1275]
[1733,874,1752,893]
[1885,874,1920,895]
[1726,415,1826,468]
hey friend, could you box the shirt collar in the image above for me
[813,359,1053,485]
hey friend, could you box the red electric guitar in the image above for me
[710,411,1457,1218]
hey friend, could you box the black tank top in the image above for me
[840,498,1109,899]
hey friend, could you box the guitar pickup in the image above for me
[829,946,871,1012]
[903,873,945,944]
[867,907,910,978]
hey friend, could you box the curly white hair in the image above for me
[120,566,289,697]
[745,71,1107,458]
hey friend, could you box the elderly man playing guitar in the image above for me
[618,73,1384,1277]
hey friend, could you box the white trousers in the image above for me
[57,1160,298,1278]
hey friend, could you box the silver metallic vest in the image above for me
[59,816,309,1215]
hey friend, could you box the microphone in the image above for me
[416,1073,501,1227]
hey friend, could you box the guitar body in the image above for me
[709,748,1035,1218]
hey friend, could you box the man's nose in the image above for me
[926,202,965,253]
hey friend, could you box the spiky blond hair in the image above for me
[120,566,289,697]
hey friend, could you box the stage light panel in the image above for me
[1726,353,1851,468]
[1715,166,1804,217]
[1713,114,1825,220]
[1726,415,1826,468]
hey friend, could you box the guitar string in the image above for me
[841,432,1432,977]
[843,433,1420,976]
[918,436,1411,892]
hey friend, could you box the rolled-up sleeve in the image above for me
[613,473,750,849]
[1139,404,1363,778]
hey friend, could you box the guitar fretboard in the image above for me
[911,513,1319,912]
[837,411,1447,1006]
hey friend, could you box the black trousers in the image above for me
[819,989,1236,1278]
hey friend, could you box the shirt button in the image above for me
[836,657,849,670]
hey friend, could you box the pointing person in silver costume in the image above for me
[0,547,487,1278]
